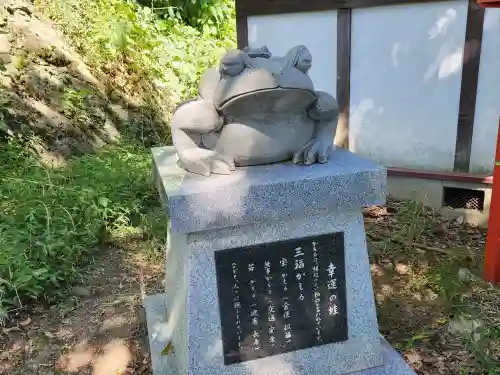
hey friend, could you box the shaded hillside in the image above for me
[0,0,235,164]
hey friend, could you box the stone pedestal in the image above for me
[146,146,416,375]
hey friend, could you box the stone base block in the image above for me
[163,210,384,375]
[144,294,171,375]
[354,340,416,375]
[147,146,408,375]
[144,293,416,375]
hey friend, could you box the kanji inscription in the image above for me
[214,233,347,365]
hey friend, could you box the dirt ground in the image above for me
[0,240,163,375]
[367,199,499,375]
[1,198,499,375]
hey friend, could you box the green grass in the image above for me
[0,0,236,322]
[0,139,167,321]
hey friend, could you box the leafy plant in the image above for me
[0,0,236,321]
[0,139,165,317]
[140,0,235,38]
[0,89,13,139]
[61,88,91,117]
[35,0,236,105]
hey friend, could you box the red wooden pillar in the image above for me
[479,1,500,282]
[485,118,500,283]
[477,0,500,7]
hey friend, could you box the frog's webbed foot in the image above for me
[293,138,334,165]
[178,148,235,177]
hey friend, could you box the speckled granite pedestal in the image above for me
[145,146,416,375]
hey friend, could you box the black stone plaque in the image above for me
[214,232,347,365]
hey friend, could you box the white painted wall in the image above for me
[245,3,499,174]
[470,8,500,174]
[349,1,468,171]
[247,11,338,97]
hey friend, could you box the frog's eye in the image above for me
[296,51,312,73]
[295,62,311,74]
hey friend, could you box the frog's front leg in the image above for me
[170,99,235,176]
[293,91,339,165]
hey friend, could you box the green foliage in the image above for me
[0,139,166,320]
[11,54,28,70]
[0,0,236,321]
[35,0,236,102]
[144,0,236,38]
[0,90,13,138]
[60,87,92,120]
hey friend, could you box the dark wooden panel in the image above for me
[336,8,351,149]
[215,233,347,365]
[236,0,456,16]
[236,14,249,49]
[454,0,485,172]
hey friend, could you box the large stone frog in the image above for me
[170,45,339,176]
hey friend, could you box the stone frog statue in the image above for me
[170,45,339,176]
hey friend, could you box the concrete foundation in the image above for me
[387,175,491,227]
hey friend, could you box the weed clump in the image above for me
[35,0,236,119]
[0,139,166,321]
[0,0,236,321]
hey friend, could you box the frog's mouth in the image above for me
[213,67,316,111]
[219,88,317,114]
